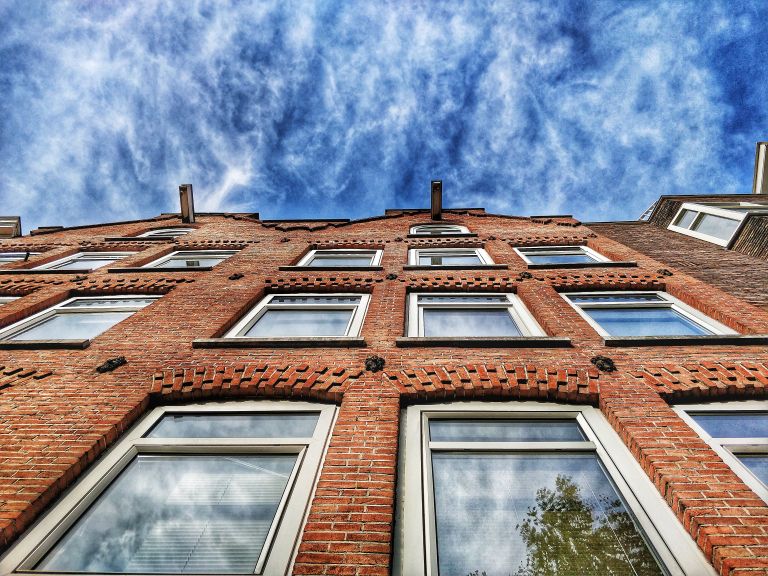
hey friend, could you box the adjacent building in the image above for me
[0,180,767,576]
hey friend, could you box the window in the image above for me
[406,293,544,337]
[34,252,135,272]
[668,202,768,247]
[562,291,735,338]
[408,248,492,266]
[0,296,18,306]
[0,252,38,266]
[410,224,470,235]
[676,402,768,503]
[296,249,383,267]
[137,228,195,239]
[514,245,609,265]
[0,296,158,341]
[0,401,335,575]
[395,402,716,576]
[225,294,370,338]
[143,250,238,269]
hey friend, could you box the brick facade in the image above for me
[0,208,767,574]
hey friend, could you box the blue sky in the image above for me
[1,1,766,231]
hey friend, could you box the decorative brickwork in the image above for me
[506,233,596,246]
[70,276,195,293]
[0,365,53,393]
[265,276,382,292]
[0,278,62,295]
[632,362,768,400]
[151,364,362,402]
[386,363,600,403]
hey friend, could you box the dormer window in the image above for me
[410,224,470,235]
[668,202,768,247]
[137,228,195,239]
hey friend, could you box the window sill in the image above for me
[407,233,478,238]
[193,337,367,348]
[108,266,214,273]
[0,339,90,349]
[0,269,93,275]
[395,336,571,348]
[278,266,383,272]
[527,261,638,270]
[403,264,508,270]
[603,334,768,347]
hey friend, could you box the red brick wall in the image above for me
[0,211,767,574]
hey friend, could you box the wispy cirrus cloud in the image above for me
[1,1,766,231]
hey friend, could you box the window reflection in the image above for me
[423,309,521,337]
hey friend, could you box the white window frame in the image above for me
[0,295,159,341]
[561,290,736,338]
[136,228,195,238]
[0,252,39,266]
[0,296,18,306]
[407,247,493,266]
[0,400,337,576]
[142,250,238,269]
[410,224,470,235]
[513,245,609,265]
[675,401,768,504]
[225,293,371,339]
[406,292,545,337]
[296,249,383,267]
[394,401,717,576]
[33,252,135,271]
[667,202,768,247]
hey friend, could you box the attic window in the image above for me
[410,224,469,235]
[668,202,768,247]
[137,228,195,239]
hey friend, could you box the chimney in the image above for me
[179,184,196,223]
[430,180,442,220]
[753,142,768,194]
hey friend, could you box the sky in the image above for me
[1,1,767,232]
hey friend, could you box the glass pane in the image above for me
[9,312,133,340]
[148,413,320,438]
[414,227,463,234]
[738,455,768,485]
[568,294,663,303]
[673,209,697,229]
[431,453,662,576]
[418,295,509,304]
[155,257,225,268]
[691,213,740,241]
[526,254,597,265]
[36,454,296,573]
[429,419,584,442]
[690,413,768,438]
[418,254,482,266]
[63,298,155,308]
[269,296,361,305]
[50,257,119,270]
[585,307,712,337]
[423,309,522,337]
[245,309,353,337]
[308,255,374,267]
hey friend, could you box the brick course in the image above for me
[0,209,767,574]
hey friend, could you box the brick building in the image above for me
[0,184,767,576]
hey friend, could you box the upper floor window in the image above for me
[407,293,544,337]
[676,402,768,503]
[143,250,237,269]
[34,252,135,272]
[514,245,609,265]
[668,202,768,247]
[0,296,158,341]
[562,291,735,338]
[408,248,492,266]
[225,294,370,338]
[0,401,336,575]
[410,224,470,235]
[296,249,383,267]
[0,296,17,306]
[396,402,716,575]
[137,228,195,239]
[0,252,38,266]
